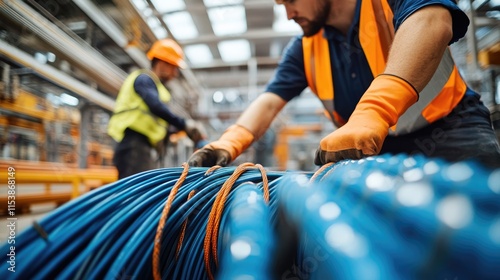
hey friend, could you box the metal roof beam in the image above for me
[0,0,127,95]
[189,56,281,69]
[72,0,150,69]
[167,0,274,15]
[178,28,300,45]
[0,40,115,111]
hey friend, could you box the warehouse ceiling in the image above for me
[0,0,304,116]
[0,0,499,118]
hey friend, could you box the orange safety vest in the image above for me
[303,0,467,135]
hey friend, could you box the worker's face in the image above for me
[154,60,179,83]
[280,0,331,37]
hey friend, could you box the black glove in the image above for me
[184,119,205,144]
[187,147,232,167]
[187,125,254,167]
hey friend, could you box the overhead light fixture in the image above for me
[218,39,251,62]
[151,0,185,13]
[46,52,56,63]
[67,21,87,31]
[34,52,57,64]
[225,89,239,103]
[212,90,224,103]
[61,93,79,106]
[272,5,301,33]
[152,27,167,39]
[163,11,199,40]
[47,93,61,106]
[486,10,500,20]
[131,0,148,10]
[142,8,153,17]
[146,16,161,29]
[34,52,47,64]
[203,0,243,7]
[146,15,168,39]
[207,5,247,36]
[184,44,214,65]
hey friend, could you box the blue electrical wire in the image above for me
[217,182,274,280]
[275,154,500,280]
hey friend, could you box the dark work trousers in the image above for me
[113,128,158,179]
[381,93,500,169]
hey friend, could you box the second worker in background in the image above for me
[188,0,500,169]
[108,39,205,179]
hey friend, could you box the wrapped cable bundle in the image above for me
[1,154,499,280]
[275,154,500,280]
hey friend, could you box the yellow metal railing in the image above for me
[0,160,117,214]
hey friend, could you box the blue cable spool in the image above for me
[1,155,498,279]
[275,154,500,280]
[277,172,400,280]
[0,164,282,280]
[217,182,274,280]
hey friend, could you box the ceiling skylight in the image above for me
[184,44,214,65]
[131,0,147,10]
[218,39,251,62]
[203,0,243,8]
[273,5,301,33]
[163,11,199,40]
[151,0,186,13]
[152,26,167,39]
[146,16,161,29]
[207,6,247,36]
[142,8,153,17]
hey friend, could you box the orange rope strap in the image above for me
[203,162,269,280]
[309,162,335,183]
[152,163,190,280]
[205,165,222,176]
[175,189,196,260]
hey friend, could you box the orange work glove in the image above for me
[314,74,418,165]
[187,124,254,167]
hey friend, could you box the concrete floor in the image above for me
[0,183,70,245]
[0,203,56,244]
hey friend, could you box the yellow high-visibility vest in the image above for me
[303,0,467,134]
[107,70,172,145]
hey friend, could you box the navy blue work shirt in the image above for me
[265,0,470,121]
[134,74,186,130]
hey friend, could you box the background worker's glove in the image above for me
[184,119,206,145]
[314,74,418,165]
[187,125,254,167]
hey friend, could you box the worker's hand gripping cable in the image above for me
[184,119,207,144]
[188,124,255,167]
[314,74,419,165]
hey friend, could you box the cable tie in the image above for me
[32,221,49,242]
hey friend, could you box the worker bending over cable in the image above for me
[188,0,500,169]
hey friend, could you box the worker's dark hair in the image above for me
[151,58,160,68]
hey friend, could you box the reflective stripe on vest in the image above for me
[303,0,467,135]
[107,70,172,145]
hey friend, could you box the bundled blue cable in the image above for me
[0,165,284,280]
[275,154,500,280]
[217,182,275,280]
[0,154,498,280]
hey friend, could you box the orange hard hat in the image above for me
[146,39,187,69]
